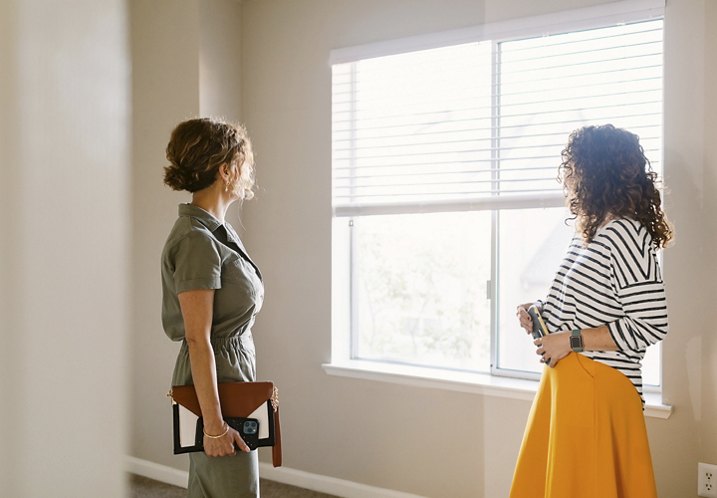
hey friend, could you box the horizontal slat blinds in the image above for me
[332,18,663,217]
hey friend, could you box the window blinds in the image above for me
[332,19,663,217]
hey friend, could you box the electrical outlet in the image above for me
[699,462,717,498]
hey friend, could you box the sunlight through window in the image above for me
[332,18,664,386]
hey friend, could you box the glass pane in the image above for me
[497,207,575,374]
[353,211,491,372]
[642,342,660,387]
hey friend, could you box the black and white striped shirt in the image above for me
[543,218,669,400]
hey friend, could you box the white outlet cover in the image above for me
[699,462,717,498]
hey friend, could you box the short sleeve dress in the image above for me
[161,203,264,498]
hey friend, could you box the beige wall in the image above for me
[0,0,129,496]
[657,1,708,496]
[200,0,243,120]
[701,0,717,467]
[129,0,200,471]
[129,0,244,471]
[128,0,717,497]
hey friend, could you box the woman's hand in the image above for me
[534,331,571,368]
[203,423,251,457]
[515,302,535,335]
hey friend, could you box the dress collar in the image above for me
[178,203,263,281]
[178,203,222,232]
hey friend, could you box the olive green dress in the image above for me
[161,204,264,498]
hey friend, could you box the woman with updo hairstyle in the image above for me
[510,125,672,498]
[160,117,263,497]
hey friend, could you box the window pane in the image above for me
[642,341,660,387]
[353,212,491,372]
[496,207,575,374]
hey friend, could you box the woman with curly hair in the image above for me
[509,124,671,498]
[160,117,263,497]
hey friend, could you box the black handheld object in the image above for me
[196,416,262,450]
[527,304,549,339]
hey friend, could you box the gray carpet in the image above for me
[128,474,339,498]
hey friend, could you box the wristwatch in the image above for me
[570,329,584,352]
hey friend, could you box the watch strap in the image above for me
[570,328,584,352]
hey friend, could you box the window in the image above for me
[331,10,664,385]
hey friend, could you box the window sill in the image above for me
[322,360,672,419]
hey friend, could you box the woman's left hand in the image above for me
[534,331,572,368]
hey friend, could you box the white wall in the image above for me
[126,0,717,497]
[0,0,129,496]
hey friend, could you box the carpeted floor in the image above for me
[128,474,339,498]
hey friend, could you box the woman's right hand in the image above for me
[515,302,534,335]
[203,423,251,457]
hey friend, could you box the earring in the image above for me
[225,180,231,192]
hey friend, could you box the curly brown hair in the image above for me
[559,124,672,248]
[164,117,254,198]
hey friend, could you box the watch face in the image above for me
[570,336,582,349]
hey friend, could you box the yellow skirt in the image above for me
[509,353,657,498]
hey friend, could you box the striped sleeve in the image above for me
[604,221,669,353]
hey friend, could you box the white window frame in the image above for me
[325,0,671,418]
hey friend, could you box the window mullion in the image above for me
[348,62,358,204]
[348,63,359,359]
[489,40,501,374]
[349,218,360,359]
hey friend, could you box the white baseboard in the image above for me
[125,456,188,489]
[258,463,425,498]
[125,456,425,498]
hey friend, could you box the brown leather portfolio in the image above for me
[170,381,282,467]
